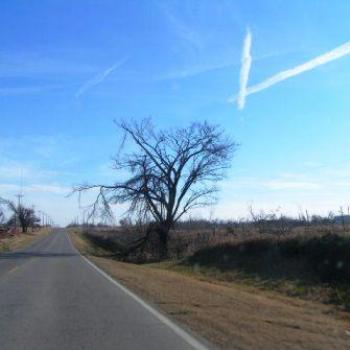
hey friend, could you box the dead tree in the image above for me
[2,199,40,233]
[75,119,236,258]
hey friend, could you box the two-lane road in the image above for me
[0,230,210,350]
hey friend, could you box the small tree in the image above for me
[4,201,40,233]
[75,119,237,258]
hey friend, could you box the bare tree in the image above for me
[0,205,5,226]
[3,200,40,233]
[248,205,269,234]
[75,119,237,258]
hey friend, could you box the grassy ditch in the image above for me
[76,228,350,310]
[172,234,350,310]
[69,229,350,350]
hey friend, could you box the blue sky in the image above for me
[1,0,350,225]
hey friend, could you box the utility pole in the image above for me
[13,168,24,234]
[14,193,23,233]
[39,210,44,228]
[15,194,23,207]
[40,211,47,227]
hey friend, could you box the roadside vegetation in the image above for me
[179,231,350,309]
[71,215,350,310]
[0,227,52,253]
[0,198,53,252]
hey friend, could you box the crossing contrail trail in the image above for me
[232,35,350,110]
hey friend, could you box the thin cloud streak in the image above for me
[237,28,252,110]
[75,57,127,98]
[158,61,234,81]
[166,11,203,49]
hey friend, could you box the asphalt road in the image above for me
[0,230,210,350]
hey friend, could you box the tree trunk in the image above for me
[20,221,27,233]
[158,226,169,260]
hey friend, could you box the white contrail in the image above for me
[76,57,127,98]
[232,40,350,109]
[247,41,350,96]
[237,28,252,110]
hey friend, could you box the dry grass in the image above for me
[70,230,350,350]
[180,234,350,309]
[0,228,52,253]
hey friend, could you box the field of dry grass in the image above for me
[70,230,350,350]
[0,228,52,253]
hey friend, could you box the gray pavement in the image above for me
[0,230,210,350]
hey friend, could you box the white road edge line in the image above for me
[66,232,211,350]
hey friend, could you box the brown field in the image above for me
[70,230,350,350]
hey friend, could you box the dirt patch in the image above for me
[70,230,350,349]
